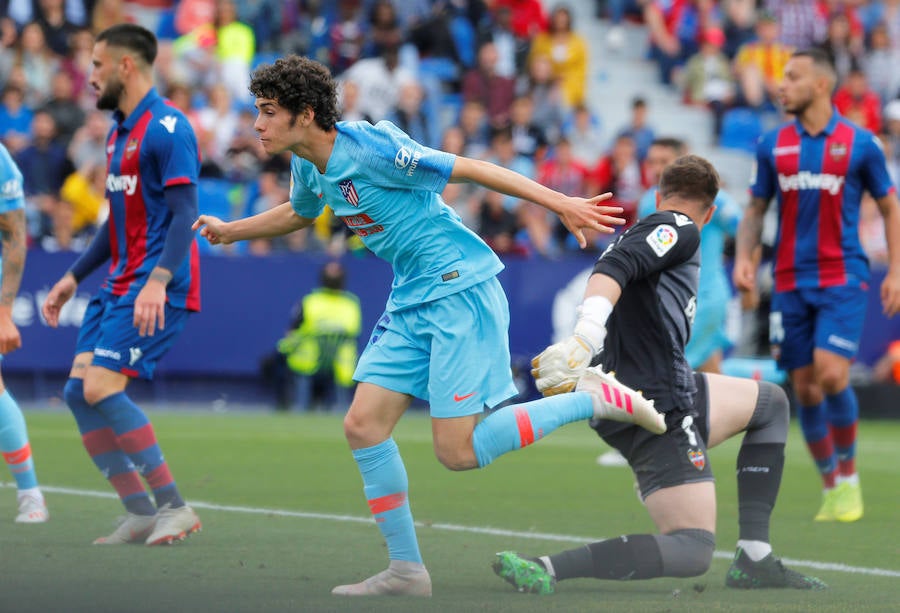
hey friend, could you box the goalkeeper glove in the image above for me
[531,296,612,396]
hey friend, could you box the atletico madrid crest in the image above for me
[688,449,706,471]
[338,179,359,206]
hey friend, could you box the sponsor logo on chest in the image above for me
[106,174,139,196]
[777,171,844,195]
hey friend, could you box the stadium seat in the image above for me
[197,178,237,255]
[719,108,763,154]
[252,51,281,71]
[155,8,178,41]
[450,14,476,69]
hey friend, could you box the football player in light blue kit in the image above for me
[638,137,742,373]
[194,55,666,597]
[0,143,48,523]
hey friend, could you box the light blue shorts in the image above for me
[354,277,519,418]
[685,293,730,369]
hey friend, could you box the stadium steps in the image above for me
[572,5,754,192]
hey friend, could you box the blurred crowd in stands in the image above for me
[0,0,896,264]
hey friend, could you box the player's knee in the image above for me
[342,411,367,446]
[792,381,823,407]
[341,411,396,450]
[433,443,477,471]
[82,377,112,406]
[745,381,789,444]
[659,528,716,577]
[817,368,848,395]
[62,378,85,408]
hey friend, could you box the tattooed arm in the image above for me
[0,208,25,353]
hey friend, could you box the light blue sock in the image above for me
[0,390,39,489]
[353,438,421,563]
[472,391,594,467]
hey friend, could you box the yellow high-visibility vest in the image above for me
[278,288,361,387]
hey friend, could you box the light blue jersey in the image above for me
[290,121,504,312]
[0,143,25,279]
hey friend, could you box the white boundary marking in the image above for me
[6,483,899,578]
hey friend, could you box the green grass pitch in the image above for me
[1,409,898,612]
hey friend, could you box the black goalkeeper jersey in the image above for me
[592,209,701,414]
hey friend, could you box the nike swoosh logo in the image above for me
[454,392,476,402]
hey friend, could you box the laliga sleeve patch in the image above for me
[646,224,678,257]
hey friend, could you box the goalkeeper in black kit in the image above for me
[492,155,827,594]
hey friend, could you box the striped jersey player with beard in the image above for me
[42,24,202,546]
[735,49,900,524]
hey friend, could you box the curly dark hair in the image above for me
[249,55,340,131]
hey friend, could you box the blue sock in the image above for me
[825,387,859,428]
[64,379,156,515]
[798,401,836,478]
[95,392,184,509]
[0,390,39,489]
[472,391,594,467]
[353,438,421,563]
[825,387,859,472]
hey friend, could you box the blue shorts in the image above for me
[75,291,191,380]
[354,277,519,418]
[769,285,867,371]
[685,293,730,369]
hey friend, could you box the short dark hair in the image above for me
[320,261,345,290]
[250,55,340,131]
[650,137,686,155]
[95,23,157,65]
[658,155,719,209]
[791,48,837,81]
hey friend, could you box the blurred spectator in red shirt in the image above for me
[833,66,882,134]
[493,0,547,40]
[462,41,516,129]
[588,134,648,230]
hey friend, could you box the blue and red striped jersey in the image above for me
[103,87,201,311]
[751,110,895,292]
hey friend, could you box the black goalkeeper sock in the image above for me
[736,442,785,542]
[547,535,663,581]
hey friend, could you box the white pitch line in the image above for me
[7,483,900,578]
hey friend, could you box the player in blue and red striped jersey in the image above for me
[41,24,203,546]
[734,48,900,523]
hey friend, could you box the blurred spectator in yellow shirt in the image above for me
[528,5,588,109]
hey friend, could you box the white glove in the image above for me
[531,335,595,396]
[532,295,611,397]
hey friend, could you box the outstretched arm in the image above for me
[192,201,315,245]
[450,156,624,249]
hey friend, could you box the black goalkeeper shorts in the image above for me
[591,372,714,499]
